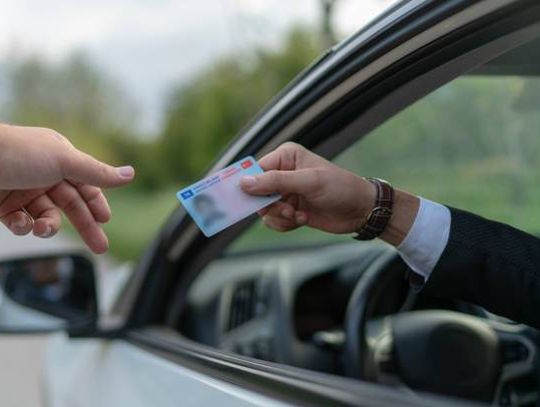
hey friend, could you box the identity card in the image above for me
[177,156,281,237]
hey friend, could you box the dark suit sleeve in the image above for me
[422,207,540,329]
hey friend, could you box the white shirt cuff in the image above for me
[397,197,451,281]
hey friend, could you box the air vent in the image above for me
[227,279,258,331]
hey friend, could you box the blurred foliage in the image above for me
[160,27,323,182]
[6,52,137,164]
[346,76,540,223]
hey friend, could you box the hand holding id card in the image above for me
[177,157,280,237]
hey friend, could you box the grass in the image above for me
[103,186,179,261]
[64,185,179,262]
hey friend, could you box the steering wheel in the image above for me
[343,250,538,403]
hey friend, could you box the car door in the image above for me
[41,1,540,406]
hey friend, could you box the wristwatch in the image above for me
[353,178,394,241]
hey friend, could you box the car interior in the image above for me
[176,35,540,405]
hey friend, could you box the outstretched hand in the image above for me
[0,124,135,254]
[240,142,419,246]
[240,142,376,234]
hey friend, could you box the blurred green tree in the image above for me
[6,52,137,163]
[160,27,323,182]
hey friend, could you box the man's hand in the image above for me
[0,124,135,254]
[240,142,419,246]
[240,142,375,234]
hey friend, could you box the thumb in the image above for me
[62,150,135,188]
[240,169,320,196]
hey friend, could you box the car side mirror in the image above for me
[0,254,98,333]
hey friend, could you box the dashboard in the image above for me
[179,241,488,375]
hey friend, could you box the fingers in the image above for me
[262,215,298,232]
[75,184,111,223]
[25,194,62,238]
[259,201,308,232]
[0,190,44,218]
[258,142,305,171]
[269,202,308,226]
[240,168,321,196]
[48,182,108,254]
[61,149,135,188]
[0,190,40,235]
[0,182,112,251]
[262,211,308,232]
[258,194,298,217]
[259,201,294,218]
[0,210,33,235]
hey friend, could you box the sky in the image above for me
[0,0,398,135]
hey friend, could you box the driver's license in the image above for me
[177,156,281,237]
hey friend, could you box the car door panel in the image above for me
[44,335,286,407]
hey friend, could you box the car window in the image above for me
[229,73,540,253]
[179,36,540,381]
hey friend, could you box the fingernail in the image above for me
[281,208,293,219]
[12,218,27,228]
[117,165,135,178]
[295,212,307,225]
[39,227,52,238]
[11,219,29,235]
[240,176,257,188]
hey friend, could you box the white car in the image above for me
[1,1,540,405]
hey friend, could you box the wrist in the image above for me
[351,177,377,229]
[379,189,420,246]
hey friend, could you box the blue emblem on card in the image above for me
[180,190,194,199]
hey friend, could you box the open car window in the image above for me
[230,74,540,254]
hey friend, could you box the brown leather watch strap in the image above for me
[353,178,394,241]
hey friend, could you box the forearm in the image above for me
[424,207,540,328]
